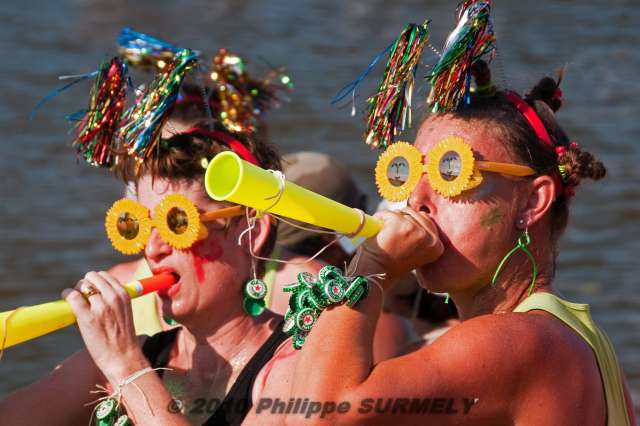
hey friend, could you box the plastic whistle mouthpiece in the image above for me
[123,273,177,298]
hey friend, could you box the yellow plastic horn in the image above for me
[0,274,175,349]
[204,152,382,237]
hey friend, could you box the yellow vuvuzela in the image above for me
[0,274,175,349]
[204,152,382,237]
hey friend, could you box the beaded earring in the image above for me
[243,278,267,316]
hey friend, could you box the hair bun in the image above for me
[527,75,563,113]
[558,145,607,190]
[576,151,607,181]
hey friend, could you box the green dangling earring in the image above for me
[163,315,179,326]
[491,229,538,296]
[243,278,267,317]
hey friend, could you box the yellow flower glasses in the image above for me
[375,136,536,201]
[105,194,244,254]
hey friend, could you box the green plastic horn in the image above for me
[204,151,382,237]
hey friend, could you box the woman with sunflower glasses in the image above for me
[0,46,299,425]
[281,3,635,425]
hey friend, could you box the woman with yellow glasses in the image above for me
[0,43,300,425]
[282,3,635,425]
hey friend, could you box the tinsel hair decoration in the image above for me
[71,57,128,167]
[427,0,495,112]
[118,48,198,163]
[330,22,431,150]
[364,22,430,149]
[117,27,187,72]
[209,48,293,135]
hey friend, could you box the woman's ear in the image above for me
[518,175,557,227]
[247,212,272,256]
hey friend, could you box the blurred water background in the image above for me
[1,0,638,417]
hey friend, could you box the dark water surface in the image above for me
[1,0,638,417]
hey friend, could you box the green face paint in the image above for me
[480,208,502,228]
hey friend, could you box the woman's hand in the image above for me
[62,271,148,385]
[356,207,443,288]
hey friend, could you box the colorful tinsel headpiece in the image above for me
[333,1,495,150]
[427,0,495,112]
[365,22,430,149]
[71,57,128,167]
[118,27,188,72]
[332,22,431,150]
[118,48,199,162]
[208,48,293,135]
[42,28,290,171]
[117,28,292,138]
[111,40,293,165]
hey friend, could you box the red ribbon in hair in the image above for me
[504,91,570,198]
[504,91,553,148]
[182,127,260,166]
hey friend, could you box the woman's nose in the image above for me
[145,228,172,261]
[408,175,435,215]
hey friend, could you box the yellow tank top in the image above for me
[513,292,631,426]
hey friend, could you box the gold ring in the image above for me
[81,285,101,298]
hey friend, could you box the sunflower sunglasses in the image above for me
[105,194,244,254]
[375,136,536,201]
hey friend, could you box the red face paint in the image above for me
[191,240,224,283]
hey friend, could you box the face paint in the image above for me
[480,207,503,228]
[191,240,224,283]
[192,255,206,283]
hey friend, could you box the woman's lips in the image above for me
[152,268,181,297]
[164,281,182,298]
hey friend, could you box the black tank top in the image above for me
[142,322,288,426]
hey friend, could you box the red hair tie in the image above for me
[552,87,563,102]
[182,127,260,166]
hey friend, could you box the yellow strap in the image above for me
[199,205,244,222]
[514,293,631,426]
[475,161,536,177]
